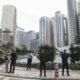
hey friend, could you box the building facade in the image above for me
[30,32,39,52]
[1,5,16,44]
[25,31,36,50]
[15,27,26,47]
[77,1,80,43]
[67,0,79,44]
[39,17,54,46]
[54,11,69,47]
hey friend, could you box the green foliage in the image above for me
[75,47,80,62]
[2,42,13,49]
[38,44,55,62]
[16,47,22,54]
[21,46,27,53]
[69,64,80,70]
[16,46,27,55]
[0,42,13,56]
[16,62,55,70]
[46,62,55,70]
[69,44,80,64]
[75,35,80,44]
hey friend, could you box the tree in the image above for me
[16,46,27,55]
[75,35,80,44]
[21,47,27,54]
[16,47,22,54]
[75,47,80,64]
[38,45,55,62]
[70,44,80,64]
[69,44,76,64]
[1,42,13,56]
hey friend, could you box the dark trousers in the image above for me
[40,61,46,77]
[27,59,32,69]
[9,62,16,73]
[62,63,69,76]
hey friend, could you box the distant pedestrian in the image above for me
[39,50,47,77]
[60,50,70,76]
[9,49,17,73]
[27,52,33,70]
[5,55,9,73]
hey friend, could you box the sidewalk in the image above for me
[0,76,9,80]
[0,65,80,80]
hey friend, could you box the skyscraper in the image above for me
[67,0,79,44]
[76,1,80,43]
[1,5,16,44]
[39,17,54,46]
[54,11,69,47]
[78,2,80,33]
[30,32,39,52]
[25,31,36,50]
[15,27,26,47]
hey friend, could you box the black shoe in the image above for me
[39,74,42,77]
[12,72,14,74]
[8,71,11,73]
[62,74,64,76]
[67,74,70,76]
[44,75,46,77]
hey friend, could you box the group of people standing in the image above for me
[4,50,33,73]
[39,49,70,77]
[5,49,17,73]
[4,49,70,77]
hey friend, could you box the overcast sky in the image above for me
[0,0,67,32]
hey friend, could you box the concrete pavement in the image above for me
[0,65,80,80]
[0,76,9,80]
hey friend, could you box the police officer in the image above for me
[60,50,70,76]
[39,50,46,77]
[9,49,17,73]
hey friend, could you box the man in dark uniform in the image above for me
[60,50,70,76]
[27,52,32,70]
[9,49,17,73]
[39,50,46,77]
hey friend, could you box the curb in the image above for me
[0,74,80,80]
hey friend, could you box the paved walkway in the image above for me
[0,65,80,80]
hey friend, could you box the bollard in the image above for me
[55,63,59,78]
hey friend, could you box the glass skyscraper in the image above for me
[39,17,54,46]
[54,11,69,47]
[67,0,80,44]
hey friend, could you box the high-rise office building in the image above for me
[15,27,26,47]
[78,2,80,33]
[76,1,80,43]
[30,32,39,52]
[1,5,16,44]
[54,11,69,47]
[67,0,79,44]
[25,31,36,50]
[39,17,54,46]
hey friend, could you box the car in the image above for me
[0,58,5,65]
